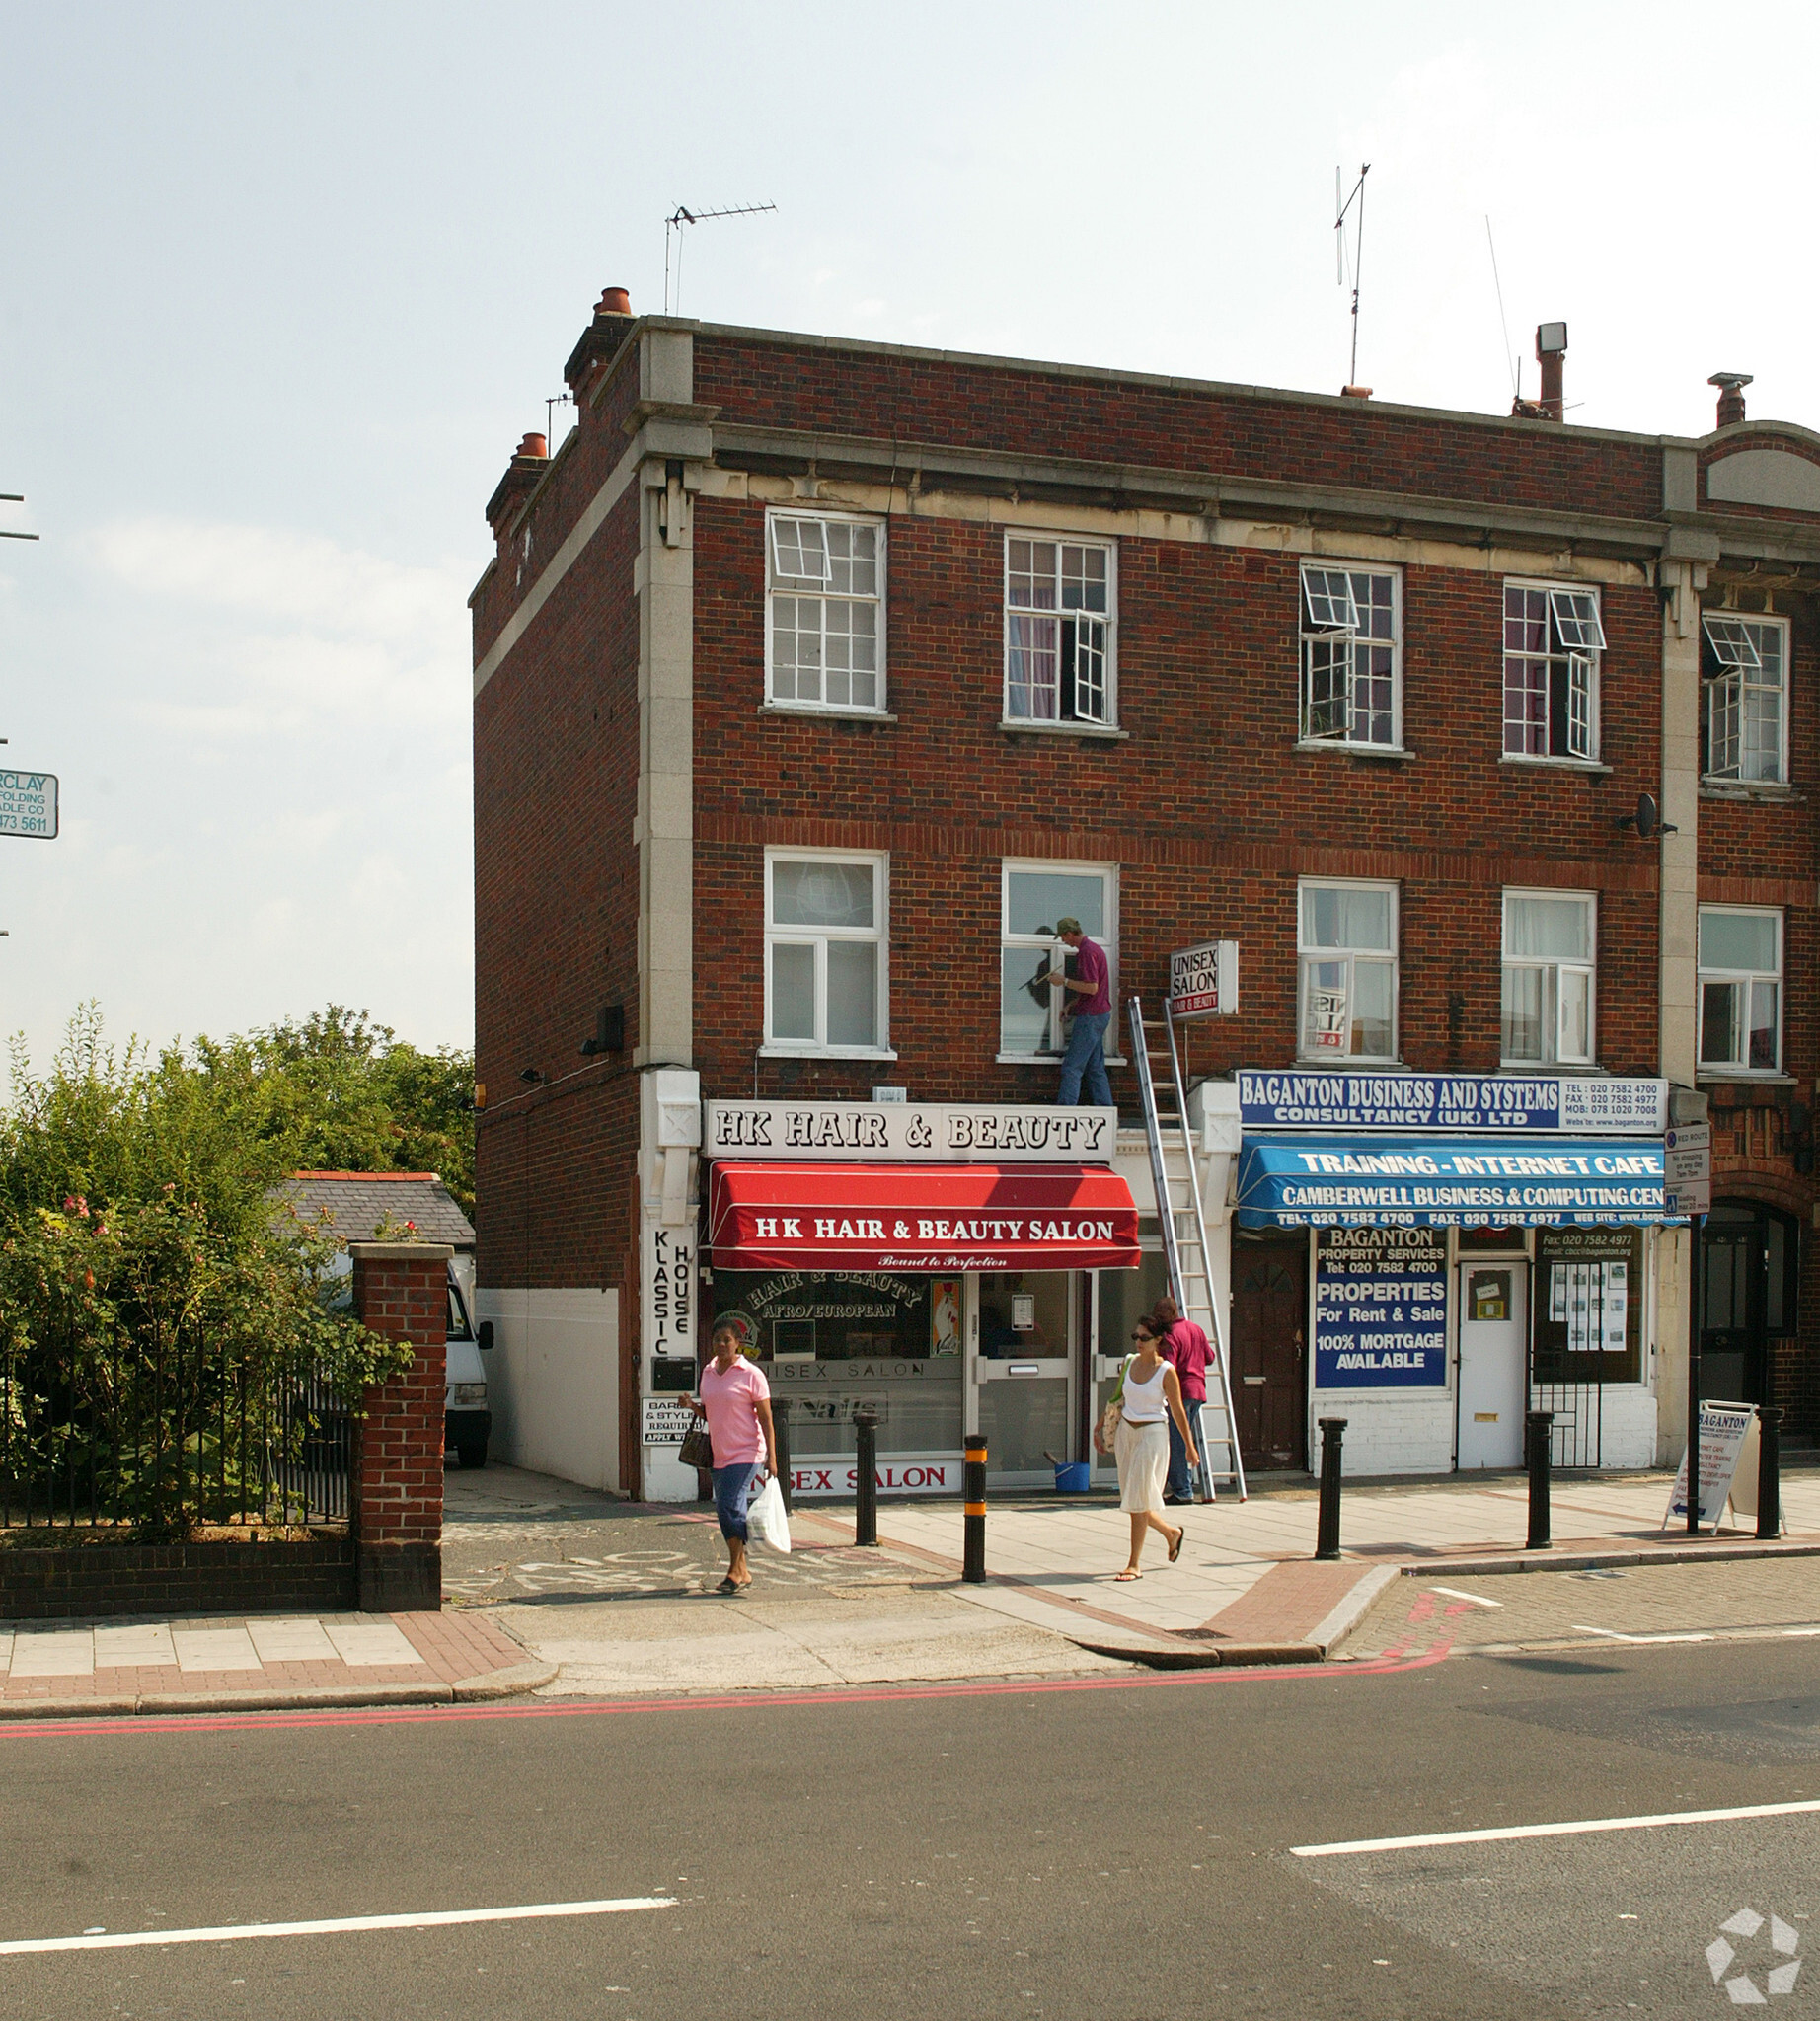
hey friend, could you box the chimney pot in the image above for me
[1340,384,1373,400]
[1708,371,1753,428]
[597,286,632,317]
[1535,322,1567,422]
[516,432,549,461]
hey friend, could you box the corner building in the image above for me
[473,289,1820,1497]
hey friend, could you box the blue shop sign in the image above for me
[1238,1069,1666,1136]
[1314,1229,1447,1389]
[1238,1133,1673,1229]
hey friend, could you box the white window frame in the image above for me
[1501,578,1604,764]
[1500,888,1596,1068]
[998,859,1120,1064]
[1002,534,1118,729]
[764,508,887,716]
[1298,562,1403,751]
[762,848,892,1057]
[1296,878,1400,1063]
[1698,905,1782,1075]
[1702,611,1789,785]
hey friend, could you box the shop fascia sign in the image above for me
[704,1099,1118,1162]
[1238,1069,1668,1135]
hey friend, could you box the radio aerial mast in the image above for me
[663,201,778,315]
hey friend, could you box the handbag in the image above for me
[678,1415,714,1471]
[1094,1355,1132,1457]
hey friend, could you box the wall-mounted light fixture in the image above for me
[1616,791,1678,841]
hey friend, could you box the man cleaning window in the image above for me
[1046,916,1113,1106]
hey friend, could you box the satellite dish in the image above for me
[1617,791,1678,841]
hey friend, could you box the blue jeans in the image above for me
[1058,1010,1113,1105]
[713,1462,762,1542]
[1168,1400,1204,1500]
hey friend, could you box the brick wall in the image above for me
[350,1243,449,1611]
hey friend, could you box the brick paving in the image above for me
[0,1609,538,1711]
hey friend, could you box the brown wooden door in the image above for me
[1230,1240,1308,1471]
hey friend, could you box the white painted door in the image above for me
[1457,1262,1527,1469]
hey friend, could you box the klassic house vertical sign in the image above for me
[1315,1229,1448,1387]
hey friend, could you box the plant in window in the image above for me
[1005,540,1113,724]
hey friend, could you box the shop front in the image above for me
[699,1101,1141,1493]
[1233,1070,1677,1475]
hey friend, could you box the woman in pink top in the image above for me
[688,1312,779,1594]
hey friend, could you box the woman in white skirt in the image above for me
[1112,1316,1197,1580]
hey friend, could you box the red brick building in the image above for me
[473,290,1818,1497]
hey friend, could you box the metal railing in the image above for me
[0,1335,353,1534]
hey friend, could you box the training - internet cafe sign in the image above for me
[704,1100,1117,1163]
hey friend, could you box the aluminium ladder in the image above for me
[1125,996,1248,1502]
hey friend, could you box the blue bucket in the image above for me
[1053,1460,1093,1493]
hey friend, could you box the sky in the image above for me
[2,0,1816,1089]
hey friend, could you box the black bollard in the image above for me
[854,1410,879,1546]
[1757,1405,1783,1542]
[773,1397,794,1515]
[963,1436,987,1583]
[1526,1410,1554,1551]
[1315,1417,1347,1561]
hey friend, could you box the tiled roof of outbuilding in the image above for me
[275,1171,476,1249]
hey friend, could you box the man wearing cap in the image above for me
[1047,917,1113,1106]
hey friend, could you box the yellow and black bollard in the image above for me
[962,1436,987,1583]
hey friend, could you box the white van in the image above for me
[445,1268,492,1468]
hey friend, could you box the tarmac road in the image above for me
[0,1636,1814,2018]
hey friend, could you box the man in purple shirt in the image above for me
[1047,916,1113,1106]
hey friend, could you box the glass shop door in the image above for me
[972,1271,1076,1487]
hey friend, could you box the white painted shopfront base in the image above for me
[1309,1390,1455,1477]
[1598,1385,1659,1471]
[475,1287,622,1493]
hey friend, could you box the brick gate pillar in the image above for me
[349,1241,451,1611]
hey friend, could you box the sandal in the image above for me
[1115,1569,1143,1582]
[716,1576,743,1594]
[1168,1527,1184,1563]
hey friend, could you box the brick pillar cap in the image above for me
[348,1241,456,1262]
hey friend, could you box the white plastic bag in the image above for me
[745,1474,792,1554]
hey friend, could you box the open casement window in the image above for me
[1004,538,1115,724]
[999,862,1116,1059]
[1299,565,1399,747]
[767,513,883,712]
[1297,881,1398,1060]
[1502,583,1602,761]
[1698,907,1782,1073]
[765,852,888,1053]
[1500,891,1595,1066]
[1702,613,1787,783]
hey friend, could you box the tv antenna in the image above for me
[663,201,778,315]
[1483,216,1520,402]
[1334,164,1370,389]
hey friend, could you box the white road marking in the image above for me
[1427,1586,1502,1609]
[1292,1799,1820,1858]
[1572,1625,1714,1644]
[0,1896,678,1956]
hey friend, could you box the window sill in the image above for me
[1499,754,1613,777]
[1498,1061,1604,1075]
[996,1053,1129,1067]
[1295,1056,1406,1069]
[760,702,897,725]
[1293,739,1414,762]
[1696,1070,1795,1086]
[1700,778,1801,802]
[760,1046,899,1061]
[998,717,1130,742]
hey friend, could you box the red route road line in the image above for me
[0,1641,1455,1743]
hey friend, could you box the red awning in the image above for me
[709,1162,1141,1273]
